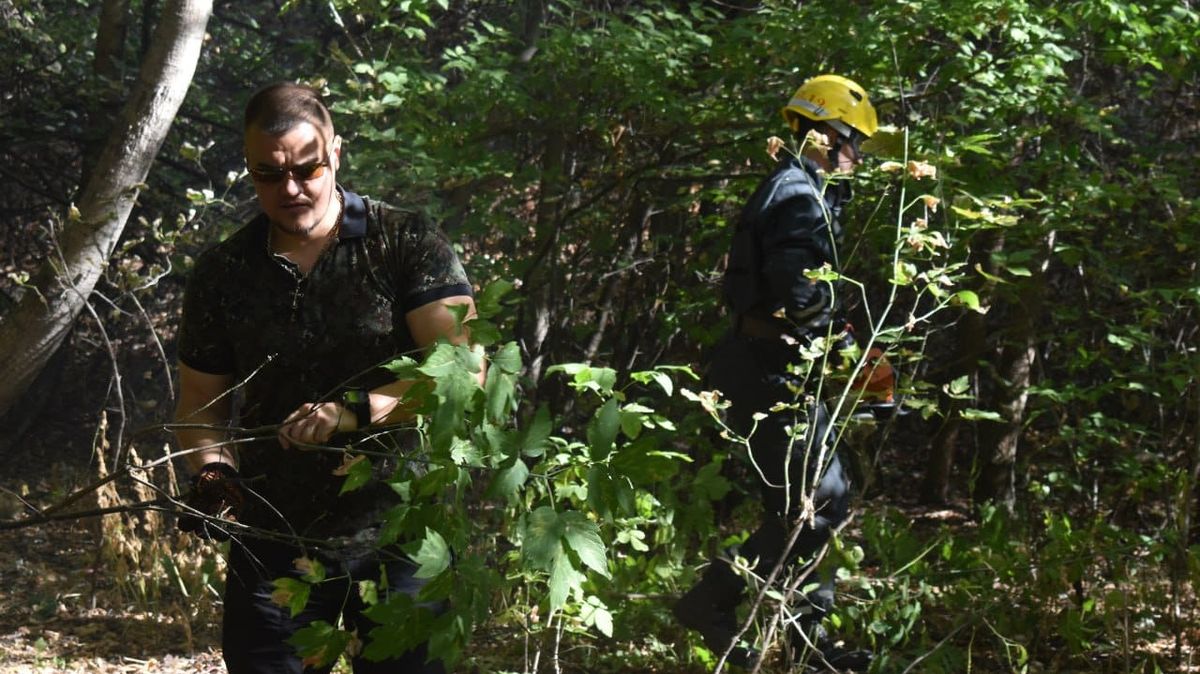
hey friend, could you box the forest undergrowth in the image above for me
[0,326,1195,674]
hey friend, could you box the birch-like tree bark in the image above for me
[0,0,213,418]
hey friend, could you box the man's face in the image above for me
[834,137,863,174]
[244,121,341,238]
[804,125,863,174]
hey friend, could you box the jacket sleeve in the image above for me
[758,195,834,325]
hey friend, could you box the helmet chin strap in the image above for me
[822,118,861,171]
[826,127,854,213]
[827,133,845,173]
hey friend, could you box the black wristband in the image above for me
[342,387,371,430]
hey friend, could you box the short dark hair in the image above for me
[244,82,334,138]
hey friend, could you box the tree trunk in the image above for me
[973,274,1042,513]
[518,127,568,387]
[0,0,213,419]
[583,197,649,363]
[82,0,132,186]
[973,330,1036,512]
[922,229,1003,503]
[921,308,986,503]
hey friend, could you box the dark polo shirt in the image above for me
[178,188,472,540]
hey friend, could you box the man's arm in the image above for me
[175,362,237,472]
[278,295,485,448]
[760,198,834,324]
[371,294,485,424]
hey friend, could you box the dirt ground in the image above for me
[0,516,225,674]
[0,304,229,673]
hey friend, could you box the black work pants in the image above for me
[223,538,444,674]
[706,334,851,614]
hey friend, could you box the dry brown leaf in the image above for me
[332,453,367,477]
[766,135,786,161]
[907,160,937,180]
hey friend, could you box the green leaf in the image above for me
[960,408,1005,422]
[358,579,379,606]
[491,341,522,374]
[548,548,584,611]
[362,594,425,660]
[859,126,905,158]
[295,556,326,583]
[484,346,520,422]
[1106,333,1135,351]
[450,437,482,466]
[956,132,1000,155]
[586,464,617,520]
[587,398,620,460]
[410,527,451,579]
[418,342,483,378]
[953,290,986,312]
[271,577,311,618]
[477,421,507,459]
[383,355,421,378]
[560,510,610,578]
[581,595,614,637]
[547,363,618,395]
[465,318,501,346]
[611,438,688,484]
[521,506,562,571]
[691,459,730,501]
[522,405,553,457]
[892,261,917,286]
[805,263,842,282]
[337,454,373,495]
[487,458,529,499]
[619,407,644,440]
[585,468,630,520]
[650,370,674,397]
[420,343,484,451]
[378,504,409,547]
[591,367,618,394]
[484,367,515,421]
[945,375,972,399]
[426,612,469,668]
[286,620,351,670]
[476,279,516,318]
[632,369,674,396]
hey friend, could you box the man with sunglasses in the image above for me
[673,75,878,671]
[173,82,476,673]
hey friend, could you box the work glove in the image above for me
[177,462,244,541]
[851,346,896,403]
[850,346,901,420]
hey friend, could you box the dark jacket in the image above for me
[723,155,844,335]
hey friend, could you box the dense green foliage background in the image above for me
[2,0,1198,672]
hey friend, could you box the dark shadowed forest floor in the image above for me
[0,309,229,674]
[0,520,224,673]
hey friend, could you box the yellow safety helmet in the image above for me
[781,74,878,139]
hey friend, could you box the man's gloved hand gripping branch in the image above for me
[177,461,244,541]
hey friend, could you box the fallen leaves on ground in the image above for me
[0,519,222,674]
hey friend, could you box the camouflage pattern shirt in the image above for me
[177,188,472,540]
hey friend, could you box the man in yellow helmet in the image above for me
[673,75,878,671]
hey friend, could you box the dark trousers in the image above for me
[223,538,445,674]
[705,334,851,617]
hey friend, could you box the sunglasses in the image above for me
[247,159,330,184]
